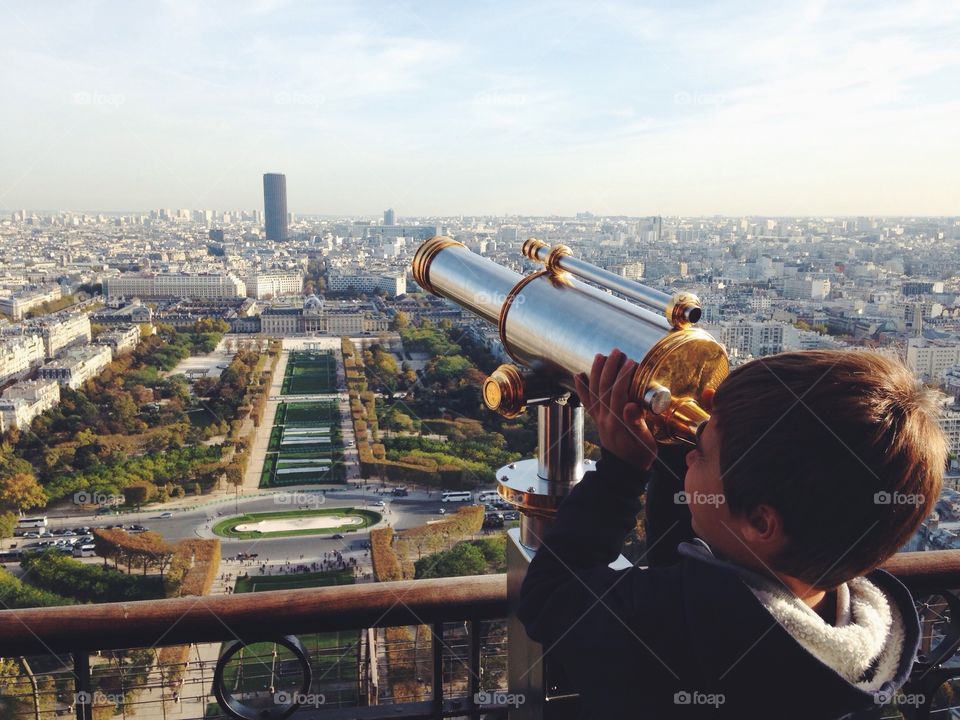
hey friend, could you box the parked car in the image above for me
[331,534,344,539]
[159,512,173,518]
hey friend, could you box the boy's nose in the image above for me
[685,450,695,468]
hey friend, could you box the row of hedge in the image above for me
[369,527,403,582]
[158,538,221,685]
[165,538,220,597]
[342,338,490,489]
[222,342,281,486]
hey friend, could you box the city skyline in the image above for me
[1,1,958,216]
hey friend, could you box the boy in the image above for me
[518,348,946,718]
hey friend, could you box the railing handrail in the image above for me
[2,550,959,658]
[0,574,508,657]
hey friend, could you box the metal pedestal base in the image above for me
[506,528,578,720]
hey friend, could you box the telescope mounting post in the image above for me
[499,386,622,719]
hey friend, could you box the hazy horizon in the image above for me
[2,0,959,216]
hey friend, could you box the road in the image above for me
[31,486,480,562]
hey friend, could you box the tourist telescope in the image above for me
[415,235,726,430]
[412,235,729,718]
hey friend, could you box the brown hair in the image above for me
[712,349,947,588]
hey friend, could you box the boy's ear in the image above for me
[702,388,715,413]
[741,504,782,545]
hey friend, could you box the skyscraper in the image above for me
[384,208,395,226]
[263,173,288,241]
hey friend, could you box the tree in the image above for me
[224,463,243,488]
[415,542,487,579]
[391,311,410,330]
[0,473,46,514]
[0,511,17,548]
[123,482,155,510]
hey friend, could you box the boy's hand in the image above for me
[574,348,657,471]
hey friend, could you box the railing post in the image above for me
[432,621,443,718]
[470,620,481,720]
[73,651,92,720]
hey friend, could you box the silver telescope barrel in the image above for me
[412,237,728,445]
[523,237,701,329]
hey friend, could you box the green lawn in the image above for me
[260,401,346,488]
[282,352,338,395]
[234,568,355,594]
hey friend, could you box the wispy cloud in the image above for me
[0,0,958,214]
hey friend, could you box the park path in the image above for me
[241,349,289,493]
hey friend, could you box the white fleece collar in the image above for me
[747,576,906,692]
[677,538,906,692]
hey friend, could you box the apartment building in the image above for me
[38,345,113,389]
[245,272,304,299]
[0,335,45,385]
[326,272,406,298]
[0,379,60,432]
[0,284,62,320]
[907,338,960,382]
[96,324,141,354]
[103,273,246,300]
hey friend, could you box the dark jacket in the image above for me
[517,447,921,719]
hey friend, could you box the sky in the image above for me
[1,0,959,217]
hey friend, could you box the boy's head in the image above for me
[682,349,947,589]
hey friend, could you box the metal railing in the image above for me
[2,552,960,719]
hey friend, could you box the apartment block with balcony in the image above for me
[0,334,45,385]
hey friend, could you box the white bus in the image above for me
[73,544,96,558]
[441,491,473,503]
[16,516,48,529]
[477,490,499,503]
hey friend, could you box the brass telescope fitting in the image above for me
[412,236,466,296]
[483,364,573,418]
